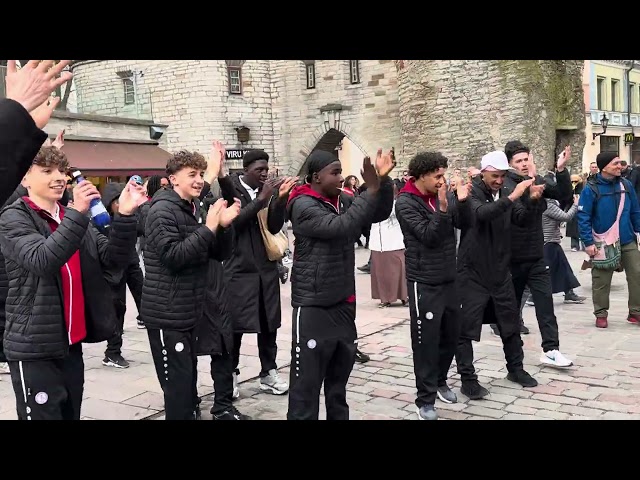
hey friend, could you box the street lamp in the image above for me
[593,113,609,140]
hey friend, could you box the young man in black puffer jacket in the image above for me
[493,141,574,369]
[0,146,143,420]
[141,150,239,420]
[286,149,395,420]
[395,152,472,421]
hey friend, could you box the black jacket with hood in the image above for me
[140,188,234,331]
[0,196,138,361]
[287,177,394,308]
[502,169,572,264]
[395,180,472,286]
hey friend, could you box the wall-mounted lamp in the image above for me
[592,113,609,140]
[235,126,250,144]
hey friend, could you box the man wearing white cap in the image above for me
[455,151,543,400]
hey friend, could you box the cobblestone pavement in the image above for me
[1,239,639,420]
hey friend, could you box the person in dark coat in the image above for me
[455,151,540,400]
[493,141,573,369]
[194,190,251,420]
[141,150,238,420]
[100,182,146,369]
[0,145,142,420]
[218,150,296,398]
[566,174,585,251]
[395,152,472,421]
[286,150,395,420]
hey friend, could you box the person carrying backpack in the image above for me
[577,152,640,328]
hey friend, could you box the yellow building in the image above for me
[582,60,640,172]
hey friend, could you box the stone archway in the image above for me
[287,114,370,177]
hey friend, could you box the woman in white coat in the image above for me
[369,184,408,307]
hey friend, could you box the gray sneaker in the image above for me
[259,369,289,395]
[417,404,438,420]
[437,385,457,404]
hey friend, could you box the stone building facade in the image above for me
[71,60,585,175]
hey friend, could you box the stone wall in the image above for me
[72,60,402,174]
[71,60,275,170]
[397,60,586,173]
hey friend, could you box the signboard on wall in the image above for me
[225,149,256,161]
[624,133,635,145]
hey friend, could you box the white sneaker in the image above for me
[0,362,10,375]
[259,369,289,395]
[540,350,573,368]
[232,372,240,400]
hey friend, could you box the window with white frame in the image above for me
[228,68,242,94]
[306,62,316,89]
[123,77,135,105]
[349,60,360,84]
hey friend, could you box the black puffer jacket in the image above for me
[0,200,138,361]
[0,186,71,357]
[287,177,394,308]
[395,181,472,286]
[140,188,234,331]
[503,169,572,263]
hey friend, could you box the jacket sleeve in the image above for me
[542,170,573,207]
[469,190,514,223]
[218,175,268,231]
[0,206,89,276]
[544,201,577,222]
[577,185,596,246]
[146,203,216,272]
[510,198,532,227]
[95,214,139,269]
[0,99,48,207]
[395,195,452,248]
[209,226,234,261]
[136,203,148,238]
[267,195,287,235]
[625,181,640,233]
[2,185,28,209]
[291,193,378,240]
[449,192,472,230]
[218,177,237,204]
[370,177,395,224]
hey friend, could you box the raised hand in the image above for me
[509,178,535,201]
[71,180,101,215]
[557,146,570,171]
[375,148,396,177]
[361,156,380,192]
[437,182,448,212]
[456,179,472,201]
[5,60,73,114]
[219,198,241,227]
[29,96,60,130]
[278,176,299,199]
[52,129,65,149]
[529,183,545,200]
[209,140,226,179]
[258,178,282,202]
[205,198,226,231]
[118,180,148,215]
[528,153,537,179]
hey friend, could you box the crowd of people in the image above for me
[1,60,639,421]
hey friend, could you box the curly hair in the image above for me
[33,146,69,171]
[166,150,207,176]
[407,152,448,179]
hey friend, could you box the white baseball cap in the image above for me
[480,151,514,172]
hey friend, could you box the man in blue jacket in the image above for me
[577,152,640,328]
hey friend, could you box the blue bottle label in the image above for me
[90,202,108,218]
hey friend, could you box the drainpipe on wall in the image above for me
[626,61,635,162]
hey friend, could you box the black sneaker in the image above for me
[564,291,586,304]
[194,405,202,420]
[437,385,458,404]
[102,354,130,369]
[460,380,489,400]
[137,319,146,329]
[520,322,530,335]
[357,264,370,274]
[490,324,500,337]
[213,407,251,420]
[355,349,370,364]
[506,370,538,387]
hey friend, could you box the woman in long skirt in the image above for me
[369,185,408,307]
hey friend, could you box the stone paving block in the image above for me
[81,398,156,420]
[464,406,505,419]
[531,393,581,405]
[123,391,165,411]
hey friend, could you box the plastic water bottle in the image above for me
[70,170,111,231]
